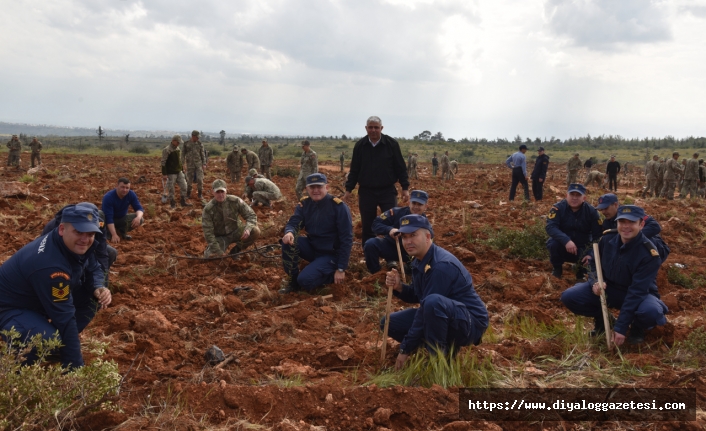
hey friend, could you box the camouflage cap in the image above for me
[172,134,183,144]
[191,130,200,137]
[573,152,579,156]
[244,176,253,184]
[262,138,268,143]
[248,168,258,176]
[212,179,227,192]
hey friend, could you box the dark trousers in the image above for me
[532,178,544,201]
[379,294,481,355]
[547,238,589,269]
[509,167,529,201]
[560,281,668,333]
[608,173,618,191]
[359,186,398,245]
[363,236,409,273]
[107,214,144,240]
[281,236,337,291]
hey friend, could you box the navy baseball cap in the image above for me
[615,205,646,222]
[61,204,101,233]
[538,146,545,151]
[596,193,618,210]
[567,183,586,195]
[519,144,528,151]
[398,214,434,237]
[410,190,428,204]
[306,173,327,186]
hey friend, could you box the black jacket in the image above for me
[606,161,621,175]
[531,154,550,180]
[345,134,409,191]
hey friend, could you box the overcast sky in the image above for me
[2,0,705,140]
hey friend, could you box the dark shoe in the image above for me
[278,280,301,295]
[180,196,192,207]
[122,234,133,241]
[170,198,176,209]
[198,191,203,200]
[551,267,563,279]
[627,326,645,345]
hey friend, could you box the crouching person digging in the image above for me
[381,214,488,370]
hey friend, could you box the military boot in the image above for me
[170,198,176,209]
[198,191,203,200]
[180,196,192,207]
[278,278,301,295]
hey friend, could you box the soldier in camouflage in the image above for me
[29,137,43,168]
[226,147,243,183]
[583,170,606,189]
[655,157,666,196]
[340,151,345,172]
[698,159,706,198]
[450,160,458,177]
[258,139,273,179]
[244,176,282,208]
[566,153,582,186]
[642,154,660,198]
[680,153,700,199]
[241,148,260,173]
[660,151,684,200]
[182,130,207,200]
[6,134,21,168]
[409,153,418,179]
[440,151,450,180]
[202,179,260,257]
[161,135,191,208]
[295,140,318,199]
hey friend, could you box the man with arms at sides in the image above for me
[530,146,550,201]
[344,116,409,245]
[280,173,353,294]
[101,177,144,243]
[381,215,488,370]
[0,205,111,369]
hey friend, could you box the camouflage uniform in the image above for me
[202,193,260,257]
[161,141,188,204]
[642,157,659,197]
[660,156,684,199]
[680,156,700,199]
[340,153,345,172]
[440,153,450,180]
[409,155,418,179]
[583,171,605,188]
[248,178,282,207]
[242,150,260,172]
[450,160,458,175]
[226,148,243,182]
[258,144,273,179]
[6,136,21,167]
[655,159,666,196]
[295,148,318,199]
[29,138,42,167]
[566,155,582,186]
[698,161,706,198]
[182,136,206,198]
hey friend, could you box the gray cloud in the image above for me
[544,0,672,51]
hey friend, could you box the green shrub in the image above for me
[100,143,116,152]
[0,329,121,430]
[207,147,222,156]
[483,219,549,259]
[19,174,36,183]
[273,166,299,178]
[129,144,150,154]
[667,266,694,289]
[682,326,706,354]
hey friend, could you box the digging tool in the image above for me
[161,177,168,204]
[592,243,613,349]
[381,235,406,364]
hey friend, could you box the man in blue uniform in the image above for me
[530,147,550,201]
[560,206,668,345]
[279,173,353,294]
[0,205,112,369]
[101,177,145,243]
[506,144,529,201]
[381,215,488,369]
[42,202,118,287]
[363,190,429,274]
[546,184,603,279]
[595,193,670,262]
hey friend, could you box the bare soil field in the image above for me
[1,154,705,431]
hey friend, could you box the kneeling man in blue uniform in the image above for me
[560,206,668,346]
[280,173,353,294]
[0,205,112,369]
[364,189,428,273]
[381,215,488,369]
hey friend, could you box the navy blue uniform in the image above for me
[531,154,550,201]
[601,215,670,262]
[42,206,117,285]
[0,229,104,368]
[364,206,414,273]
[282,194,353,291]
[546,199,603,269]
[561,231,668,336]
[381,244,488,355]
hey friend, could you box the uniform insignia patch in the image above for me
[424,264,431,273]
[51,272,70,280]
[548,212,556,219]
[52,282,70,302]
[87,214,93,221]
[597,219,603,225]
[401,219,410,226]
[650,249,659,257]
[380,214,387,220]
[99,221,104,228]
[300,196,309,202]
[333,197,343,204]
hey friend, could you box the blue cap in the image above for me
[596,193,618,210]
[410,190,428,204]
[61,204,101,233]
[616,205,646,222]
[519,144,528,151]
[567,183,586,195]
[398,214,434,238]
[306,173,327,186]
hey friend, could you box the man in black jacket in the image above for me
[344,116,410,244]
[530,147,550,201]
[606,155,621,192]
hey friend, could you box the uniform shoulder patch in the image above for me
[643,241,659,257]
[424,264,431,273]
[51,282,70,302]
[300,196,310,202]
[50,271,70,280]
[650,249,659,257]
[597,219,603,225]
[333,197,343,204]
[548,206,558,219]
[602,228,618,235]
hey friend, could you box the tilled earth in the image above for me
[1,153,705,431]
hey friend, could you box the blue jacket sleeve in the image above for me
[642,216,661,239]
[285,202,305,235]
[335,202,353,270]
[613,254,661,335]
[505,155,513,169]
[393,283,419,304]
[545,204,571,246]
[129,191,144,213]
[371,209,396,237]
[101,192,115,224]
[590,207,603,240]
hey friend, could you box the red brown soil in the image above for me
[2,156,705,431]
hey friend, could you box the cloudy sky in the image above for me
[2,0,705,139]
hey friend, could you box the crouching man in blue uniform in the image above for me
[279,173,353,294]
[560,206,668,346]
[381,215,488,370]
[0,205,112,369]
[546,183,603,279]
[364,190,429,273]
